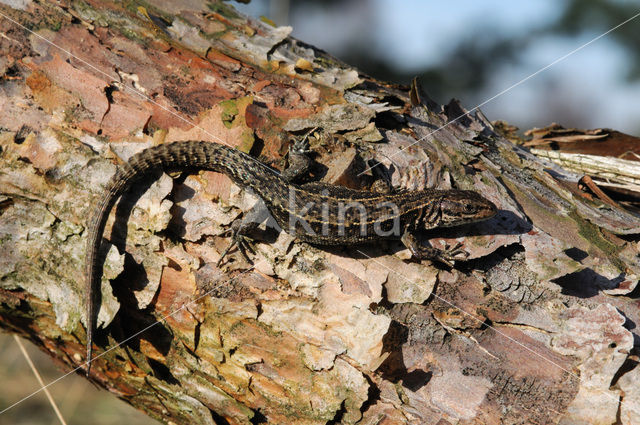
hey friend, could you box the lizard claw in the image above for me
[443,241,468,259]
[434,241,469,267]
[216,227,256,267]
[290,127,315,155]
[236,234,256,260]
[401,232,470,267]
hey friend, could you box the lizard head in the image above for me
[435,190,497,227]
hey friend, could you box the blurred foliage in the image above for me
[552,0,640,80]
[284,0,640,102]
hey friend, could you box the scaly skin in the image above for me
[84,141,497,375]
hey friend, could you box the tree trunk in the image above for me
[1,1,639,424]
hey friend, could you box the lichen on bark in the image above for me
[1,1,639,425]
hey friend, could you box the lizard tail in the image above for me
[84,141,267,376]
[84,159,141,376]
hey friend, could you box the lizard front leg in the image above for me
[280,132,315,183]
[400,231,468,267]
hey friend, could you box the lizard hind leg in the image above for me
[216,227,255,267]
[216,203,273,267]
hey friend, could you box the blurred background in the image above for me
[0,336,157,425]
[235,0,640,135]
[3,1,639,424]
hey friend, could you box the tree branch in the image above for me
[1,1,639,424]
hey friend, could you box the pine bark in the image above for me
[1,1,639,424]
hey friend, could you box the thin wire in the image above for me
[13,335,68,425]
[1,2,638,419]
[0,8,253,416]
[0,266,255,415]
[0,9,233,149]
[357,10,640,177]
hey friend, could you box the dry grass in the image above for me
[0,333,158,425]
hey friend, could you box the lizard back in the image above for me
[84,140,495,374]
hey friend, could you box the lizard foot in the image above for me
[401,232,469,267]
[216,223,257,267]
[433,241,469,267]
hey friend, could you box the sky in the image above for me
[232,0,640,135]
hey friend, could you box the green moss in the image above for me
[569,210,625,269]
[219,99,239,128]
[71,0,92,16]
[205,29,229,40]
[99,1,168,44]
[314,56,339,69]
[207,2,241,20]
[218,97,256,151]
[260,16,277,27]
[119,25,146,43]
[49,20,62,31]
[238,129,255,152]
[0,270,20,285]
[22,4,71,33]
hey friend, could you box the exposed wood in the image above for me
[524,123,640,161]
[1,1,640,425]
[531,148,640,193]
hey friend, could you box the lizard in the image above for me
[83,140,497,375]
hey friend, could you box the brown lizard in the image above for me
[84,140,497,375]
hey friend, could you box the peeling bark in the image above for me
[1,1,639,425]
